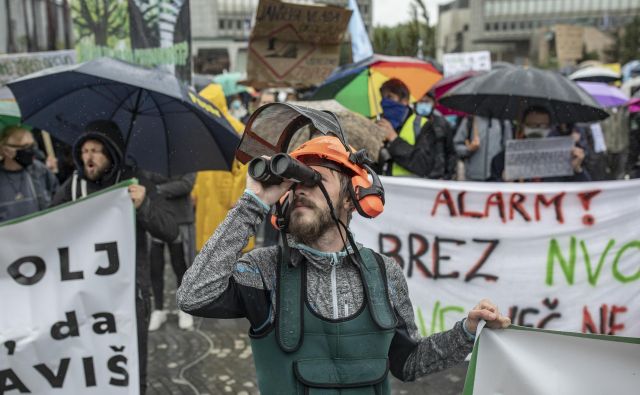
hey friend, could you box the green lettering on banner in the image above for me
[77,42,189,67]
[580,239,615,286]
[416,301,465,337]
[612,241,640,283]
[546,237,576,286]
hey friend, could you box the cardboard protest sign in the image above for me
[0,183,138,394]
[247,0,352,88]
[351,177,640,337]
[463,326,640,394]
[442,51,491,77]
[505,136,575,180]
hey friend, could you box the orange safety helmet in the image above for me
[288,135,385,219]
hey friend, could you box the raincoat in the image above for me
[193,84,254,251]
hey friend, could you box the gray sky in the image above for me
[372,0,453,27]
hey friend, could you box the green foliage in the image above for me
[372,0,435,58]
[72,0,129,47]
[619,16,640,64]
[606,16,640,64]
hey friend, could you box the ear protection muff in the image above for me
[348,163,385,219]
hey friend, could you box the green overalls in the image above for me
[250,248,397,394]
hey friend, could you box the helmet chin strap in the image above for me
[315,181,370,273]
[278,179,368,272]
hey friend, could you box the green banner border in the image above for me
[462,324,640,394]
[0,179,137,227]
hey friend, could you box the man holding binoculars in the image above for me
[177,134,510,394]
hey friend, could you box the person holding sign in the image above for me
[0,125,58,222]
[50,120,178,394]
[490,106,591,182]
[177,133,510,394]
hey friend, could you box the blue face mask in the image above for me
[415,102,433,116]
[445,115,458,127]
[380,98,409,130]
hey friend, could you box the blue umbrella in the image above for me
[8,57,240,176]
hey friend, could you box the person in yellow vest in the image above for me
[375,78,435,177]
[192,84,254,252]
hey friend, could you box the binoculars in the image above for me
[248,154,321,187]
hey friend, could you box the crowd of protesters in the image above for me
[1,65,639,393]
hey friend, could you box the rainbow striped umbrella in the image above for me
[310,54,442,118]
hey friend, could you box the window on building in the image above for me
[528,20,534,29]
[519,21,525,29]
[219,19,225,30]
[463,24,469,31]
[502,22,508,30]
[237,19,242,29]
[510,21,515,30]
[494,22,500,30]
[485,23,491,31]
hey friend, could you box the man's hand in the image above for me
[246,160,293,206]
[45,155,58,173]
[376,118,397,142]
[465,299,511,333]
[464,136,480,152]
[128,184,146,209]
[571,146,585,173]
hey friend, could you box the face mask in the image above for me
[445,115,458,127]
[381,98,409,130]
[231,100,242,110]
[14,147,35,167]
[523,126,551,139]
[415,102,433,117]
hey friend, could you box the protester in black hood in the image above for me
[51,120,178,394]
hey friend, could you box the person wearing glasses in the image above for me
[0,125,58,222]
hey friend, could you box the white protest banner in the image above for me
[0,182,138,394]
[351,177,640,337]
[0,50,76,86]
[442,51,491,77]
[463,326,640,394]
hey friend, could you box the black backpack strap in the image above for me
[275,240,303,353]
[357,248,397,330]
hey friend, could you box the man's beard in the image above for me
[84,162,110,181]
[288,196,339,245]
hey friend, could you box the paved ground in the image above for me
[147,266,469,395]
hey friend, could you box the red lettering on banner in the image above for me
[577,190,601,226]
[534,192,566,223]
[430,189,582,224]
[582,304,628,335]
[484,192,506,223]
[431,189,457,217]
[457,192,484,218]
[508,193,531,222]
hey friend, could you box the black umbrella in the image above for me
[439,66,609,123]
[7,57,240,176]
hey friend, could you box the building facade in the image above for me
[437,0,640,65]
[0,0,73,54]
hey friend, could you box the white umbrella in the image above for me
[621,76,640,97]
[569,67,620,83]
